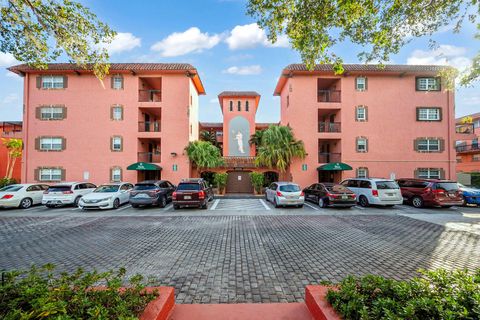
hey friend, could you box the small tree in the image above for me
[200,130,218,147]
[2,138,22,180]
[213,173,228,194]
[185,141,224,173]
[249,172,264,194]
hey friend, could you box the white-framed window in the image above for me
[417,168,441,179]
[473,154,480,162]
[112,75,123,90]
[40,137,63,151]
[111,167,122,182]
[356,137,368,152]
[417,107,441,121]
[417,138,440,152]
[42,75,64,89]
[40,106,64,120]
[39,168,62,181]
[356,106,367,121]
[112,136,122,151]
[357,167,368,178]
[112,105,123,120]
[356,77,367,91]
[416,77,440,91]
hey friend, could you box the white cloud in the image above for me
[222,65,262,75]
[151,27,221,57]
[461,95,480,106]
[5,72,22,81]
[209,98,218,103]
[1,93,19,104]
[407,44,471,72]
[0,53,18,67]
[225,23,289,50]
[106,32,141,54]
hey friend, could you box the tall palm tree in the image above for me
[2,138,22,179]
[185,140,224,173]
[249,130,264,153]
[255,125,306,175]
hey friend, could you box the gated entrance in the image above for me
[226,171,254,193]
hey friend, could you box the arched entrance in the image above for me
[226,170,254,193]
[200,171,215,187]
[263,171,279,187]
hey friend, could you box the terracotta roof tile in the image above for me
[8,63,197,74]
[218,91,260,97]
[284,64,452,73]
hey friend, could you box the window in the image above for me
[237,101,241,111]
[111,167,122,182]
[416,77,440,91]
[39,168,62,181]
[39,106,65,120]
[39,137,63,151]
[246,101,249,111]
[356,106,367,121]
[41,75,65,89]
[359,181,372,189]
[416,168,441,179]
[112,75,123,90]
[111,105,123,120]
[229,101,233,112]
[111,136,122,151]
[357,167,368,178]
[355,77,367,91]
[356,137,368,152]
[416,138,441,152]
[286,95,289,108]
[417,107,441,121]
[456,157,462,163]
[473,155,480,162]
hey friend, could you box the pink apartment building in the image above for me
[8,63,205,185]
[455,112,480,173]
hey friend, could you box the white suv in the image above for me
[340,178,403,207]
[42,182,96,208]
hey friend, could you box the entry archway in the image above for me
[263,171,279,187]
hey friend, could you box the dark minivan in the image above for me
[397,178,463,208]
[129,180,176,208]
[173,178,214,210]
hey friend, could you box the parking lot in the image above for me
[1,199,479,303]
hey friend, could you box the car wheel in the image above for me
[159,196,167,208]
[462,197,467,207]
[131,204,139,208]
[74,196,81,207]
[173,205,180,210]
[411,196,423,208]
[265,193,269,202]
[274,197,280,208]
[19,198,33,209]
[359,195,369,207]
[318,197,327,208]
[113,198,120,209]
[201,202,208,209]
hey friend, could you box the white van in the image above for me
[340,178,403,207]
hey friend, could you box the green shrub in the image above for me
[0,177,17,188]
[471,173,480,188]
[249,172,264,193]
[0,264,158,320]
[214,172,228,193]
[326,268,480,320]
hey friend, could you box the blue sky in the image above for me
[0,0,479,123]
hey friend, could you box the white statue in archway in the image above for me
[235,130,245,154]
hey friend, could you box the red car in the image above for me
[397,178,463,208]
[172,179,214,210]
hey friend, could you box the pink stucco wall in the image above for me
[21,71,200,185]
[280,72,456,188]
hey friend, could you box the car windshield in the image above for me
[325,185,350,193]
[177,183,200,191]
[436,182,459,191]
[49,186,72,192]
[94,185,119,193]
[134,184,157,191]
[376,181,399,189]
[458,183,466,188]
[279,185,300,192]
[0,185,22,192]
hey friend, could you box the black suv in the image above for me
[129,180,176,208]
[172,178,214,210]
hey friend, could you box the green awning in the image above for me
[126,162,162,171]
[317,162,353,171]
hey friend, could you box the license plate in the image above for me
[342,195,348,200]
[135,194,150,199]
[387,193,394,196]
[448,193,456,197]
[184,196,191,200]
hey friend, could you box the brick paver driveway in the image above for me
[1,213,479,303]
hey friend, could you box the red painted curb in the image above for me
[305,285,341,320]
[140,287,175,320]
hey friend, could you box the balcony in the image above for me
[138,90,162,102]
[455,123,477,141]
[138,151,161,163]
[138,121,161,132]
[456,144,480,154]
[318,153,341,163]
[317,90,341,103]
[318,122,341,133]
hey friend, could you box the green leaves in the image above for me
[0,0,116,79]
[185,140,224,170]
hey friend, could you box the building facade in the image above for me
[0,121,23,181]
[274,64,456,187]
[455,112,480,173]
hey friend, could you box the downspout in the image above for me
[447,89,451,180]
[23,73,29,183]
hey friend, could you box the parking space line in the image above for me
[118,204,132,211]
[70,207,81,211]
[210,199,220,210]
[163,204,173,211]
[355,206,365,210]
[259,199,271,210]
[304,202,319,211]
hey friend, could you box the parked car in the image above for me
[129,180,175,208]
[42,182,97,208]
[265,182,304,208]
[0,184,50,209]
[397,178,463,208]
[78,182,134,210]
[172,178,214,210]
[340,178,403,207]
[303,183,356,208]
[458,183,480,206]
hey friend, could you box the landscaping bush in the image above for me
[249,172,264,194]
[0,264,158,320]
[0,177,17,188]
[326,268,480,320]
[214,172,228,194]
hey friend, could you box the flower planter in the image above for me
[305,285,341,320]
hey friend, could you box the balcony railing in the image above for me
[138,121,161,132]
[1,131,22,138]
[318,122,341,133]
[456,123,475,134]
[138,151,161,163]
[317,90,341,103]
[138,90,162,102]
[456,144,480,153]
[318,152,341,163]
